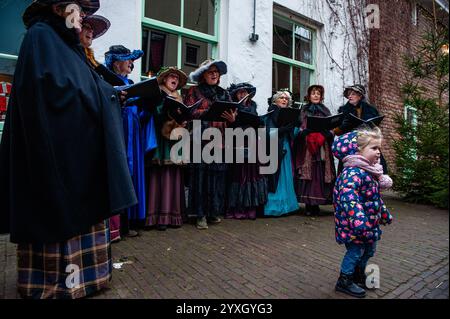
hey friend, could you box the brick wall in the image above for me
[367,0,449,172]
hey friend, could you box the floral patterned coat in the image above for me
[332,132,393,244]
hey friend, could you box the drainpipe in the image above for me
[249,0,259,42]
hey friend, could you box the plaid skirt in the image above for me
[17,222,112,299]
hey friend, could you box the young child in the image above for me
[332,126,393,298]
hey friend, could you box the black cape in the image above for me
[0,15,137,243]
[337,100,380,134]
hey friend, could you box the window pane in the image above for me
[0,1,31,55]
[182,37,212,79]
[144,0,181,26]
[273,16,292,58]
[184,0,215,35]
[295,25,312,64]
[272,61,290,95]
[141,28,178,77]
[293,67,311,106]
[406,108,416,126]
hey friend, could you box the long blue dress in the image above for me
[120,75,157,221]
[264,135,299,216]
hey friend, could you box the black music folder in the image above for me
[163,97,203,124]
[115,77,162,103]
[348,113,384,128]
[276,107,301,127]
[306,113,344,131]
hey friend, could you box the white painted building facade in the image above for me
[91,0,362,113]
[1,0,363,122]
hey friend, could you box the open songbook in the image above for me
[276,107,301,127]
[235,110,265,128]
[162,97,203,124]
[348,113,384,128]
[200,93,251,122]
[115,77,162,104]
[306,113,344,131]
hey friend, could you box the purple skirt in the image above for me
[146,165,185,226]
[296,157,333,205]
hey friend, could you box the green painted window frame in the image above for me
[141,0,220,80]
[0,53,18,61]
[272,14,316,105]
[0,121,3,137]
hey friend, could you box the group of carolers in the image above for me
[76,12,386,239]
[0,0,387,299]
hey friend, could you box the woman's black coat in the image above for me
[337,100,380,134]
[0,14,137,243]
[263,104,298,193]
[336,99,388,173]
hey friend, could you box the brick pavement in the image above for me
[1,193,448,299]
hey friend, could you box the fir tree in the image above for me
[393,25,449,209]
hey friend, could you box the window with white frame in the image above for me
[272,14,316,107]
[411,1,418,26]
[141,0,219,84]
[404,104,418,160]
[405,105,417,127]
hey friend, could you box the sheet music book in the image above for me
[115,77,162,103]
[277,107,301,127]
[163,97,203,124]
[306,113,344,131]
[235,110,263,128]
[200,94,250,122]
[348,113,384,128]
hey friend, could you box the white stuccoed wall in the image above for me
[90,0,359,113]
[217,0,274,113]
[221,0,360,114]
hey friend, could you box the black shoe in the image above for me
[354,266,376,290]
[156,224,167,231]
[311,205,321,215]
[305,205,320,216]
[335,272,366,298]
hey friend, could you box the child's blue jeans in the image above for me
[340,241,377,275]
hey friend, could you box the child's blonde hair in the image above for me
[356,125,382,150]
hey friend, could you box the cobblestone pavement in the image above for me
[1,193,448,299]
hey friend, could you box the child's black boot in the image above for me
[354,266,367,289]
[335,272,366,298]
